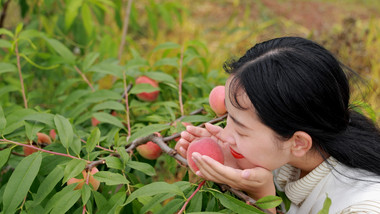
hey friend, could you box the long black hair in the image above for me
[224,36,380,176]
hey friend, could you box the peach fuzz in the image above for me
[135,76,159,102]
[186,137,224,173]
[23,132,52,156]
[67,167,100,190]
[209,85,227,116]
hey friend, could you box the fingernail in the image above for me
[242,170,250,179]
[196,171,202,176]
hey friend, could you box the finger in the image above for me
[192,152,241,185]
[240,167,273,184]
[175,138,190,158]
[186,126,212,138]
[180,131,197,142]
[204,123,234,144]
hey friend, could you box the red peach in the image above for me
[135,76,159,102]
[23,132,52,156]
[209,85,227,116]
[136,132,162,160]
[49,129,57,141]
[91,117,100,126]
[67,167,100,190]
[186,137,224,173]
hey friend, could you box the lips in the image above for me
[230,147,244,159]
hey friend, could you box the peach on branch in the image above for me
[49,129,57,141]
[23,132,52,156]
[186,137,224,173]
[135,76,159,102]
[91,117,100,126]
[209,85,227,116]
[67,167,100,190]
[136,132,162,160]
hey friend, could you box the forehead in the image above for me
[225,76,255,112]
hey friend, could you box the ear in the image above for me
[289,131,312,157]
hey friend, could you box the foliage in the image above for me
[0,0,379,213]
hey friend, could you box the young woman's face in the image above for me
[222,78,292,171]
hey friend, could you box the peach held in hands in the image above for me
[209,85,227,116]
[67,167,100,190]
[186,137,224,173]
[137,141,162,160]
[23,132,52,156]
[136,76,160,102]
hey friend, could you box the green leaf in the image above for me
[129,83,160,94]
[145,71,177,85]
[127,161,156,176]
[155,198,183,214]
[214,192,266,214]
[23,112,55,127]
[104,156,124,170]
[153,57,179,68]
[81,3,93,36]
[42,37,76,64]
[0,148,11,169]
[93,112,124,129]
[54,114,74,149]
[0,39,12,48]
[125,182,183,205]
[116,147,130,164]
[62,159,87,184]
[128,124,170,143]
[125,58,149,69]
[65,0,84,30]
[181,115,213,123]
[255,195,282,209]
[153,42,180,52]
[0,28,14,38]
[92,171,129,185]
[50,189,81,214]
[0,62,17,74]
[81,184,92,205]
[32,165,64,206]
[82,52,100,71]
[43,184,77,213]
[0,105,6,134]
[2,152,42,214]
[24,121,44,142]
[92,101,125,112]
[317,194,332,214]
[88,61,124,79]
[86,127,101,154]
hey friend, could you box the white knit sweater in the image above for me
[274,157,380,213]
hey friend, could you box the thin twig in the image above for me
[15,40,28,109]
[178,46,185,116]
[123,72,131,137]
[117,0,133,62]
[0,0,10,30]
[0,138,90,163]
[177,180,206,214]
[74,66,95,92]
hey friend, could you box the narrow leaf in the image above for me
[128,124,170,143]
[92,171,129,185]
[82,52,100,71]
[81,3,93,36]
[3,152,42,214]
[127,161,156,176]
[104,156,124,170]
[152,42,180,52]
[129,83,160,94]
[81,184,92,205]
[255,195,282,209]
[50,189,81,214]
[0,105,6,134]
[0,148,11,169]
[32,165,64,206]
[115,147,129,164]
[54,114,74,149]
[125,182,183,205]
[86,127,101,154]
[24,121,44,142]
[214,192,265,214]
[62,159,87,184]
[43,37,76,64]
[0,62,17,74]
[43,184,76,213]
[93,112,124,129]
[92,101,125,112]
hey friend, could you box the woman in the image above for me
[175,37,380,213]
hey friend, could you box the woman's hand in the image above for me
[175,123,238,168]
[191,152,276,201]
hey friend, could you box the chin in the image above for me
[236,158,257,169]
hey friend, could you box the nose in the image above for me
[221,122,235,145]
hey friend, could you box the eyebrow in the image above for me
[229,113,249,129]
